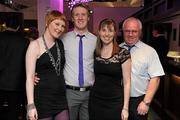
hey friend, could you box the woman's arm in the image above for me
[121,58,131,120]
[26,40,39,120]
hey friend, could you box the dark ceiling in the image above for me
[0,0,143,11]
[0,0,36,11]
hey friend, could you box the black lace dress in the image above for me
[89,48,130,120]
[34,40,68,119]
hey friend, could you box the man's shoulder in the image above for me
[87,32,96,37]
[141,41,154,50]
[61,31,74,40]
[61,31,97,40]
[140,41,158,55]
[86,32,97,42]
[64,31,74,36]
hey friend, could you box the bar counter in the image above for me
[152,59,180,120]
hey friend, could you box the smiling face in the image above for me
[123,18,142,46]
[71,5,89,33]
[95,19,119,56]
[45,10,67,39]
[99,24,116,46]
[47,19,66,39]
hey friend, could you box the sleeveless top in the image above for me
[34,40,67,119]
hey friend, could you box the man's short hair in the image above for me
[71,3,91,16]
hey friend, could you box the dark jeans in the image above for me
[129,95,148,120]
[0,90,26,120]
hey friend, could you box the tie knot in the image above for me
[77,34,85,39]
[124,44,135,51]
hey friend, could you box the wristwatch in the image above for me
[142,100,150,107]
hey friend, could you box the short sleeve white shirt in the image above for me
[120,41,165,97]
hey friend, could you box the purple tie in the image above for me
[78,34,85,87]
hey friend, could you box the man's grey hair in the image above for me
[122,17,142,30]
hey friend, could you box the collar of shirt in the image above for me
[122,40,145,49]
[73,30,89,39]
[133,40,142,49]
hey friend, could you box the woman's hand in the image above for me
[121,108,129,120]
[27,103,38,120]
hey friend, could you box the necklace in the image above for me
[42,35,61,76]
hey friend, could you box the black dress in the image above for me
[34,40,67,119]
[89,48,130,120]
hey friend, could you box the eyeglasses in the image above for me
[123,30,139,34]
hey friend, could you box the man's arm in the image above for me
[137,76,160,115]
[143,76,160,104]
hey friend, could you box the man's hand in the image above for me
[137,101,149,115]
[34,73,40,85]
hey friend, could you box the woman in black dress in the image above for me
[26,10,69,120]
[89,18,131,120]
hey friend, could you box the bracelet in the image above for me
[122,108,128,111]
[27,103,36,112]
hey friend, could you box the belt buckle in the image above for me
[80,87,86,91]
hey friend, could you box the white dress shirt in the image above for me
[120,41,165,97]
[61,31,97,87]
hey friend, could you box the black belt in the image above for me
[66,85,91,92]
[130,95,145,99]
